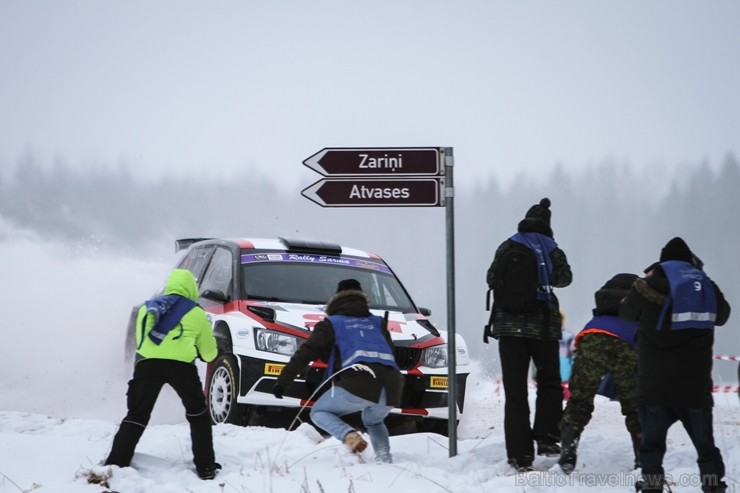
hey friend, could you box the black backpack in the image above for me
[491,242,541,313]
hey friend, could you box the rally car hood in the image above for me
[239,300,445,348]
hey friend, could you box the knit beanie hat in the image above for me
[525,198,552,226]
[659,237,693,263]
[336,278,362,293]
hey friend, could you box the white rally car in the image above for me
[127,237,470,435]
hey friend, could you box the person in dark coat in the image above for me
[559,273,640,474]
[273,279,404,463]
[620,237,731,493]
[485,197,573,471]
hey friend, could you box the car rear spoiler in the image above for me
[175,238,213,252]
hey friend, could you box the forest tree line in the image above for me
[2,153,738,379]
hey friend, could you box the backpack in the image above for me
[491,242,541,313]
[138,294,196,348]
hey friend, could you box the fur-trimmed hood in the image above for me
[325,289,371,316]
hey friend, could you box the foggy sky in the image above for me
[2,1,739,387]
[2,1,740,190]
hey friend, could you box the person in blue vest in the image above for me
[620,237,731,493]
[105,269,220,480]
[559,273,640,474]
[272,279,404,463]
[485,197,573,472]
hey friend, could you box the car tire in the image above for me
[207,354,248,425]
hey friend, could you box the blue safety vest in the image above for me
[580,315,638,348]
[327,315,399,370]
[657,260,717,331]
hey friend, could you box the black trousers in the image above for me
[639,404,725,489]
[498,336,562,462]
[105,359,215,471]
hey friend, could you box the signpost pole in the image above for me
[301,146,458,456]
[444,147,458,457]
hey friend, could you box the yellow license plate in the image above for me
[430,376,448,389]
[264,363,285,376]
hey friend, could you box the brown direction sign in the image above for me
[301,178,442,207]
[303,147,442,176]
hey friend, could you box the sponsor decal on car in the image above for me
[303,313,325,329]
[264,363,285,376]
[240,253,393,274]
[237,329,249,339]
[430,376,448,389]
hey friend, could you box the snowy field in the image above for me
[0,380,738,493]
[1,231,738,492]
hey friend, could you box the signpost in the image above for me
[301,178,442,207]
[301,146,459,457]
[303,147,441,177]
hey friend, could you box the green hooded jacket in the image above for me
[135,269,217,364]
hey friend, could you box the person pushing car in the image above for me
[272,279,404,463]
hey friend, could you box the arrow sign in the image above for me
[303,147,442,176]
[301,178,442,207]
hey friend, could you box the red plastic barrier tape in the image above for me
[713,355,740,362]
[491,379,738,394]
[712,385,739,393]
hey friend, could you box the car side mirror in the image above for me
[201,289,231,303]
[419,307,432,317]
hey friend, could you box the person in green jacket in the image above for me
[105,269,220,480]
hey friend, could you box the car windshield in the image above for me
[240,252,416,312]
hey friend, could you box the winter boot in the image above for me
[558,424,580,474]
[196,462,222,480]
[507,455,534,473]
[631,431,642,470]
[635,473,667,493]
[343,431,368,454]
[701,480,727,492]
[634,479,663,493]
[536,440,561,457]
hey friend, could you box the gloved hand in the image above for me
[272,384,285,399]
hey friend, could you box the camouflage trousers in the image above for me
[561,333,640,434]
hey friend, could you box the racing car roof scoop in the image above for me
[279,237,342,255]
[247,305,276,323]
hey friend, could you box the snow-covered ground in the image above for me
[1,379,738,493]
[1,231,738,492]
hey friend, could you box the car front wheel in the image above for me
[208,354,247,425]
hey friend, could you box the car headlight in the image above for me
[422,344,448,368]
[254,328,303,356]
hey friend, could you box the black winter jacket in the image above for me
[619,266,731,407]
[486,218,573,341]
[276,289,404,406]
